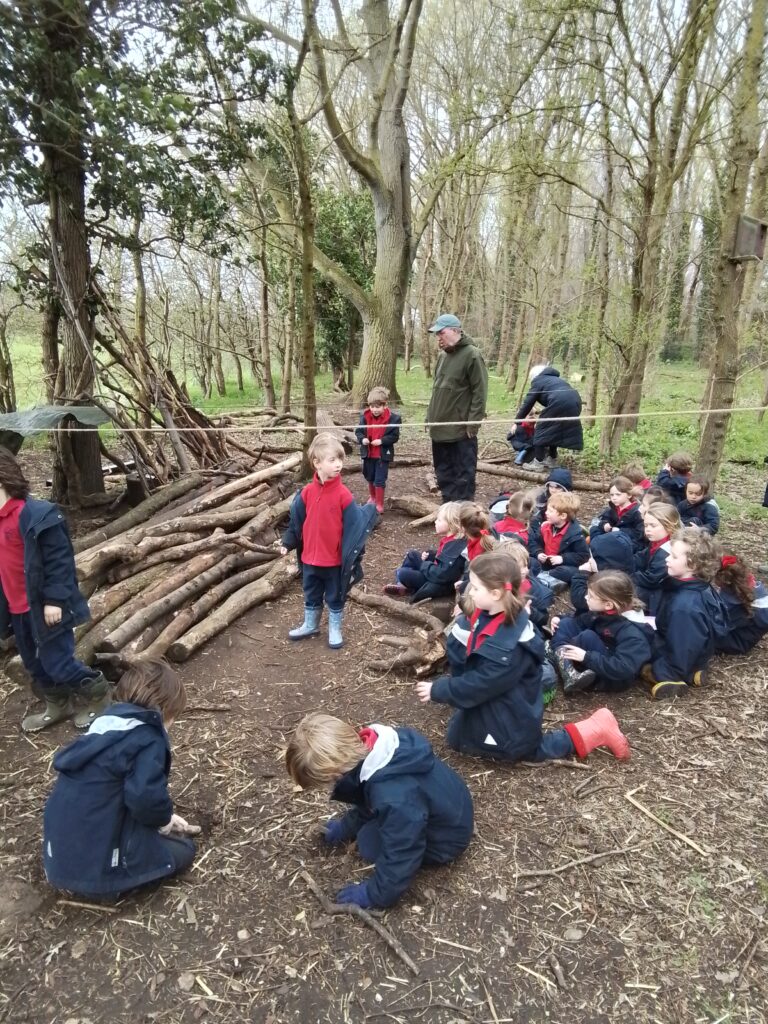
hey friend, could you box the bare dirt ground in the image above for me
[1,445,767,1024]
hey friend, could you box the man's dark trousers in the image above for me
[432,436,478,501]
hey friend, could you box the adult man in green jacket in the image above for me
[426,314,488,501]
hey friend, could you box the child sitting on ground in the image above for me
[528,491,589,590]
[281,434,378,649]
[632,501,681,615]
[492,490,536,545]
[677,474,720,534]
[589,476,645,549]
[286,713,474,909]
[639,485,674,516]
[622,461,653,493]
[645,528,726,700]
[461,503,497,561]
[43,660,200,899]
[0,447,110,733]
[384,501,467,602]
[570,529,635,613]
[354,386,401,514]
[713,550,768,655]
[550,570,652,694]
[656,451,694,504]
[499,537,554,632]
[415,552,630,763]
[529,467,574,527]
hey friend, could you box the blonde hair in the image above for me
[621,461,647,486]
[672,527,722,582]
[308,433,345,464]
[469,552,526,624]
[116,659,186,723]
[460,503,497,553]
[437,501,464,535]
[498,537,529,574]
[547,491,580,520]
[285,713,368,788]
[505,490,536,523]
[644,501,681,536]
[367,386,389,405]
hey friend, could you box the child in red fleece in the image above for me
[354,387,401,514]
[493,490,536,545]
[280,434,377,649]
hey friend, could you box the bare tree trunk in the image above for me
[259,227,276,408]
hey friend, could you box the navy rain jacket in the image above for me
[589,502,645,549]
[354,412,402,461]
[651,577,727,683]
[331,727,473,907]
[554,610,652,691]
[715,582,768,655]
[632,540,672,616]
[655,468,689,503]
[410,536,467,603]
[528,518,589,568]
[282,489,378,603]
[515,368,583,451]
[530,467,574,526]
[43,703,184,896]
[570,531,635,612]
[678,498,720,535]
[0,498,90,644]
[432,609,546,762]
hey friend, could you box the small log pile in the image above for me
[71,453,302,669]
[348,588,449,677]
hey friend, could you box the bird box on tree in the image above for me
[731,214,768,261]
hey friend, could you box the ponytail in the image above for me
[460,504,497,553]
[714,551,755,614]
[469,552,526,625]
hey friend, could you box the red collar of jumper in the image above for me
[358,727,378,751]
[363,407,391,440]
[521,420,535,437]
[466,609,507,655]
[640,478,652,489]
[649,535,670,557]
[466,531,490,561]
[521,578,532,594]
[436,532,457,556]
[615,501,638,518]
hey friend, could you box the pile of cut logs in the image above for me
[70,454,302,668]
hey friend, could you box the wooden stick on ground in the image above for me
[514,845,640,882]
[348,587,445,633]
[300,870,420,976]
[624,787,710,857]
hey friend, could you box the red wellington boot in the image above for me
[366,483,376,505]
[564,708,631,761]
[374,486,385,514]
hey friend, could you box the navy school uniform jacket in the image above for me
[281,487,378,603]
[528,518,589,567]
[715,582,768,655]
[678,497,720,535]
[330,726,473,907]
[354,410,402,461]
[589,501,645,549]
[529,468,574,527]
[432,609,546,762]
[570,531,635,612]
[632,539,671,616]
[656,468,689,504]
[651,577,727,683]
[410,535,467,603]
[43,703,180,896]
[526,575,555,629]
[0,498,90,646]
[555,610,653,691]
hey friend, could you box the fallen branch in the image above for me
[624,787,710,857]
[388,494,441,520]
[514,845,639,882]
[348,587,445,633]
[476,461,606,492]
[300,870,419,977]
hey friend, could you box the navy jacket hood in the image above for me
[546,467,573,491]
[590,530,635,573]
[53,703,166,773]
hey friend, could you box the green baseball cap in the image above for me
[428,313,462,332]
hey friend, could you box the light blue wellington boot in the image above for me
[288,605,322,640]
[328,610,344,649]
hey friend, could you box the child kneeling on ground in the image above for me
[286,713,474,909]
[415,552,630,763]
[43,660,200,899]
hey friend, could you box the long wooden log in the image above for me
[138,559,277,661]
[73,474,205,553]
[143,502,266,538]
[76,530,202,582]
[388,495,441,519]
[476,461,606,492]
[168,555,299,662]
[347,588,445,633]
[181,452,301,510]
[87,564,170,625]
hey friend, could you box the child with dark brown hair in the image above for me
[416,552,630,763]
[43,660,200,899]
[589,476,645,549]
[714,550,768,655]
[621,461,652,493]
[678,474,720,534]
[656,451,694,503]
[0,446,109,732]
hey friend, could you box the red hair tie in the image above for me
[504,582,514,591]
[721,555,738,568]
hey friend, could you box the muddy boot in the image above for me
[650,679,688,700]
[552,646,596,695]
[328,609,344,649]
[73,672,112,730]
[374,486,385,514]
[366,483,376,505]
[383,583,409,597]
[565,708,630,760]
[288,605,322,641]
[21,688,73,733]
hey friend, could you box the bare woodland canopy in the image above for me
[0,0,767,494]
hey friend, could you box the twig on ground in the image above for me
[517,758,592,771]
[56,899,119,914]
[514,845,640,882]
[624,787,710,857]
[737,931,760,989]
[300,870,420,976]
[548,953,568,989]
[517,963,556,989]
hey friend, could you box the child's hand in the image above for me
[43,605,62,627]
[603,523,612,532]
[415,681,433,703]
[279,545,289,556]
[537,553,548,564]
[560,644,586,664]
[159,813,201,836]
[371,439,382,446]
[362,437,369,445]
[421,551,429,560]
[549,555,563,566]
[550,615,561,631]
[525,599,532,613]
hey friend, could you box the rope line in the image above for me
[14,403,768,434]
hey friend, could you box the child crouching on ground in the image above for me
[528,491,589,591]
[714,550,768,655]
[286,713,474,909]
[550,570,652,695]
[384,501,466,601]
[43,660,200,899]
[354,386,401,514]
[0,447,110,732]
[644,528,726,700]
[415,552,630,763]
[281,434,378,649]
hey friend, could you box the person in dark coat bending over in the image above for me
[515,364,583,471]
[426,314,488,502]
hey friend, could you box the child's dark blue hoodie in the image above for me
[570,531,635,612]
